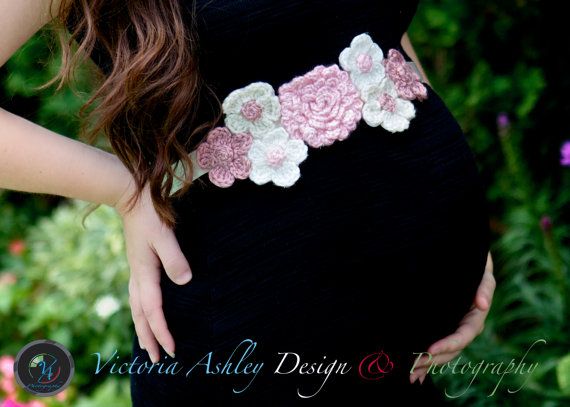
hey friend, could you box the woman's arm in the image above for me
[1,0,192,364]
[0,108,133,208]
[401,32,432,87]
[401,32,497,385]
[0,0,132,208]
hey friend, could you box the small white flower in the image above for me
[94,295,121,319]
[247,127,308,187]
[339,33,386,94]
[222,82,281,137]
[361,77,416,132]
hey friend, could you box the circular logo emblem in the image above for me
[13,339,74,397]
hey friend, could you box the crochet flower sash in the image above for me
[169,32,428,193]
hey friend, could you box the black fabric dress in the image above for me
[124,0,489,405]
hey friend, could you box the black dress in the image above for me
[126,0,491,405]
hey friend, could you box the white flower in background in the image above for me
[94,294,121,319]
[222,82,281,137]
[361,77,416,132]
[247,127,308,187]
[339,33,386,93]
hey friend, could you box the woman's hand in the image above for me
[114,181,192,364]
[410,251,496,384]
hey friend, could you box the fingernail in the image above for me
[419,375,425,385]
[164,347,175,359]
[150,353,158,364]
[410,375,416,384]
[176,272,192,285]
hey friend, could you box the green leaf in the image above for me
[557,353,570,395]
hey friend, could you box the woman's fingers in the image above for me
[475,268,496,312]
[129,277,160,363]
[474,252,495,310]
[410,349,462,384]
[410,307,488,384]
[410,309,485,377]
[117,182,185,365]
[128,278,145,350]
[151,226,192,285]
[410,252,496,385]
[411,368,430,385]
[435,310,484,353]
[410,366,428,384]
[136,265,176,360]
[427,293,489,356]
[412,349,462,370]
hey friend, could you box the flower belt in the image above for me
[169,32,428,194]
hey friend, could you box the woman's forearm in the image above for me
[0,106,133,208]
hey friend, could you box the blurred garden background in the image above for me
[1,0,569,406]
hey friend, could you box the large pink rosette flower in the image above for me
[196,126,253,188]
[383,49,427,101]
[278,64,364,148]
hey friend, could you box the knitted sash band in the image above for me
[168,32,428,194]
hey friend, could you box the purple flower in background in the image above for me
[497,112,510,130]
[540,215,553,232]
[561,140,570,167]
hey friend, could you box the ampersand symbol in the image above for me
[358,349,394,381]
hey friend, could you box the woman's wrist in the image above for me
[109,157,142,218]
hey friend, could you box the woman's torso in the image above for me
[122,1,491,404]
[168,0,489,352]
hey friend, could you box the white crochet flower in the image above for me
[247,127,308,187]
[361,77,416,132]
[339,33,386,93]
[222,82,281,137]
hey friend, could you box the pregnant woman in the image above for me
[0,0,496,405]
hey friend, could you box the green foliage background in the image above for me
[1,1,569,406]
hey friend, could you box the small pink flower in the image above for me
[0,272,17,287]
[55,389,68,401]
[1,376,16,397]
[278,64,363,148]
[0,399,26,407]
[8,240,25,256]
[196,126,253,188]
[383,49,427,101]
[0,356,15,379]
[25,401,46,407]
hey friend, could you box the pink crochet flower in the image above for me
[278,64,364,148]
[196,126,253,187]
[383,49,427,101]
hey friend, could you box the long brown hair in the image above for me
[44,0,222,228]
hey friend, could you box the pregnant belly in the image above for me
[163,83,490,361]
